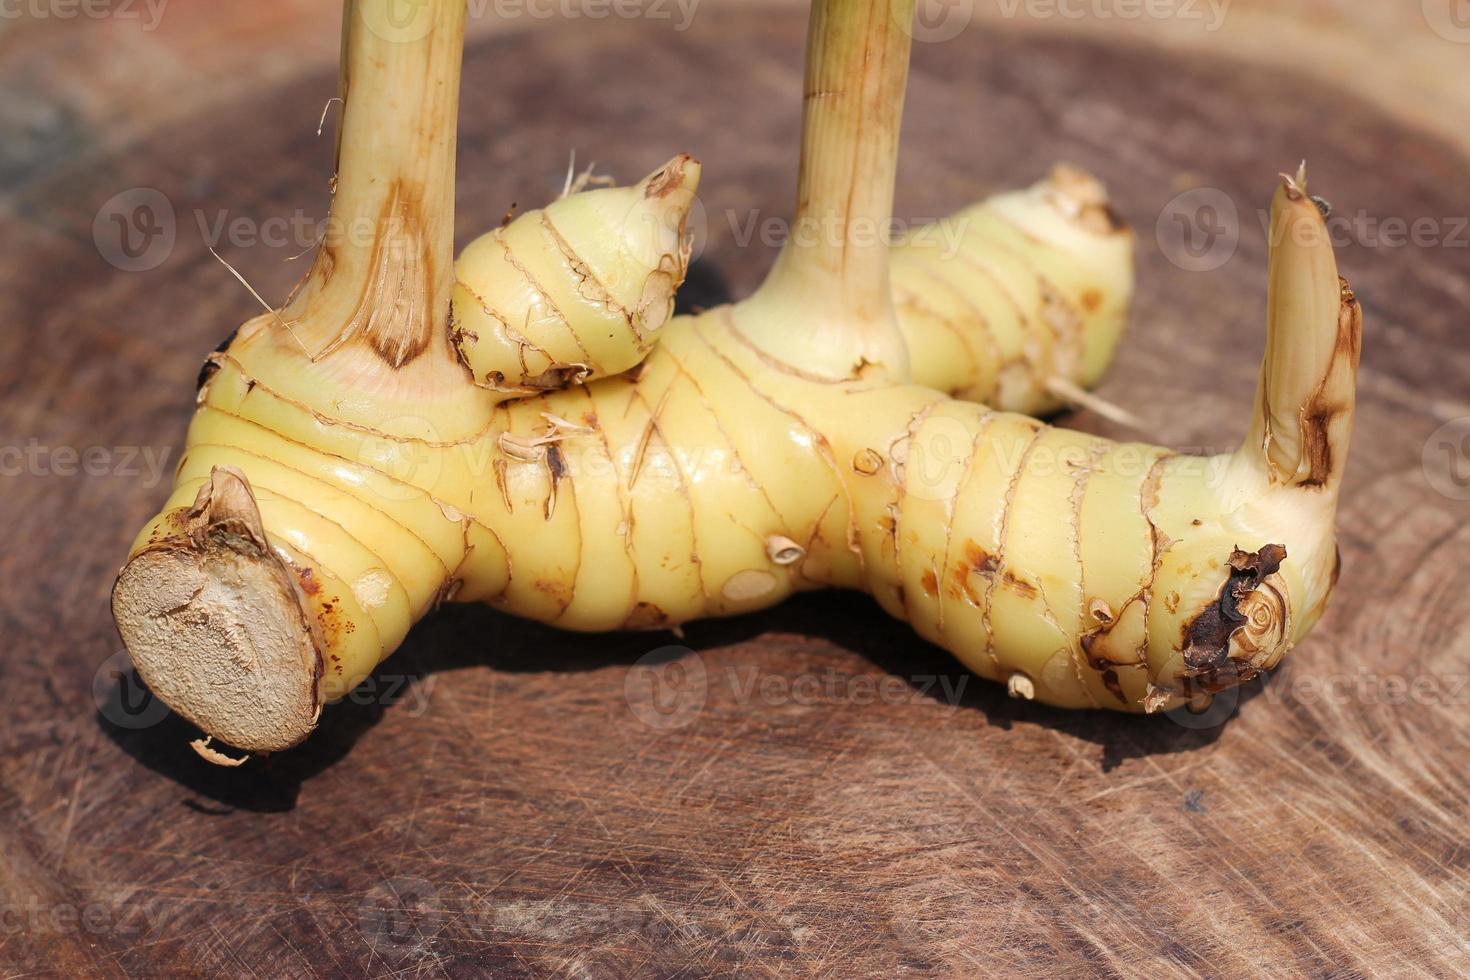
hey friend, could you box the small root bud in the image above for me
[852,449,884,475]
[765,535,806,566]
[1007,672,1036,701]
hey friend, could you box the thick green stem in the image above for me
[737,0,916,381]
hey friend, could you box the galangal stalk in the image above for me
[112,0,1357,757]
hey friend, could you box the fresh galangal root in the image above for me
[112,0,1358,757]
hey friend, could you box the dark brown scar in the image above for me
[1295,280,1362,487]
[1002,570,1038,598]
[964,540,999,576]
[546,443,567,486]
[1179,544,1287,689]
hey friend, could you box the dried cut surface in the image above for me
[111,468,321,754]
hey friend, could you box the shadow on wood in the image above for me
[97,589,1248,812]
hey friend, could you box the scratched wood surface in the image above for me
[2,4,1469,977]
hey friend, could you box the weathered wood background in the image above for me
[1,1,1467,976]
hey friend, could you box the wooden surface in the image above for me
[3,3,1469,977]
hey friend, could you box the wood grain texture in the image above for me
[1,5,1468,977]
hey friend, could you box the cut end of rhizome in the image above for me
[112,467,321,755]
